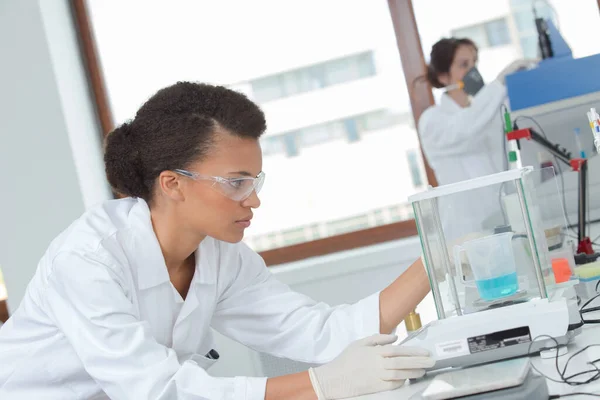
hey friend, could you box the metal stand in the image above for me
[508,126,596,257]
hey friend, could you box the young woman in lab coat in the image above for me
[418,38,536,241]
[0,82,433,400]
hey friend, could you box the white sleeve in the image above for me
[419,81,507,157]
[43,251,266,400]
[211,244,382,364]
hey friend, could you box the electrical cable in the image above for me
[528,266,600,396]
[579,281,600,325]
[527,335,600,388]
[550,393,600,398]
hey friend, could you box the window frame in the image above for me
[72,0,438,266]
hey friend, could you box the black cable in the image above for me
[527,335,600,388]
[550,393,600,398]
[580,281,600,324]
[594,232,600,246]
[581,294,600,324]
[568,219,600,229]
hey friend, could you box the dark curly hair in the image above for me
[423,38,478,88]
[104,82,266,201]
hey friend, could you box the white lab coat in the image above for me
[418,81,508,242]
[0,198,381,400]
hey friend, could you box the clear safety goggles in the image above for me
[174,169,265,201]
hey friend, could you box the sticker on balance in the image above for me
[435,339,470,359]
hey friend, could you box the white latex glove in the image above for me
[308,334,435,399]
[496,58,539,84]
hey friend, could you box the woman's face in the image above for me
[445,44,478,86]
[173,130,263,243]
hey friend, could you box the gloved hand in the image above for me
[496,58,539,84]
[308,334,435,399]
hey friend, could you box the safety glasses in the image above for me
[174,169,265,201]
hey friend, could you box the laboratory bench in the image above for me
[349,322,600,399]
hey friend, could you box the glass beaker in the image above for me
[453,232,519,301]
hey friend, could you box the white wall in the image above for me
[0,0,111,311]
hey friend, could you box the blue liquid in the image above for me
[475,272,518,301]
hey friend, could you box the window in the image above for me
[298,121,345,148]
[250,51,376,103]
[356,110,407,133]
[261,136,286,157]
[281,227,309,246]
[327,214,370,236]
[509,0,600,60]
[252,76,285,103]
[87,0,429,259]
[510,0,554,59]
[283,133,299,157]
[407,150,424,188]
[344,119,360,143]
[485,19,512,47]
[262,109,410,158]
[79,0,600,264]
[451,18,512,49]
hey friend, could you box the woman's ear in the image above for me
[438,73,450,87]
[158,170,186,202]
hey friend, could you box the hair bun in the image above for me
[104,122,149,199]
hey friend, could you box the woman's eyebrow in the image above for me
[228,171,253,177]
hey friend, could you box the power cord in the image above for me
[527,284,600,397]
[580,281,600,325]
[527,335,600,393]
[550,393,600,398]
[594,233,600,247]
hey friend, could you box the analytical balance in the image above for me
[402,167,582,370]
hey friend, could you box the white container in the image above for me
[576,278,600,302]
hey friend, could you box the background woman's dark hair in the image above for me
[421,38,478,89]
[104,82,266,201]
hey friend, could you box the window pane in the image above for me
[519,36,539,59]
[323,52,375,86]
[509,0,600,59]
[344,118,360,142]
[283,133,299,157]
[299,123,339,148]
[326,214,370,236]
[357,52,376,77]
[407,150,423,187]
[261,136,286,157]
[510,1,554,32]
[89,0,429,252]
[485,18,511,47]
[451,25,488,48]
[252,76,285,103]
[282,69,321,96]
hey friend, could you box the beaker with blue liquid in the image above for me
[453,232,519,301]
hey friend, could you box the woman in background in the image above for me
[418,38,536,241]
[0,82,433,400]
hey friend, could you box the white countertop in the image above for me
[350,323,600,399]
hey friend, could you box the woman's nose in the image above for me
[242,190,261,209]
